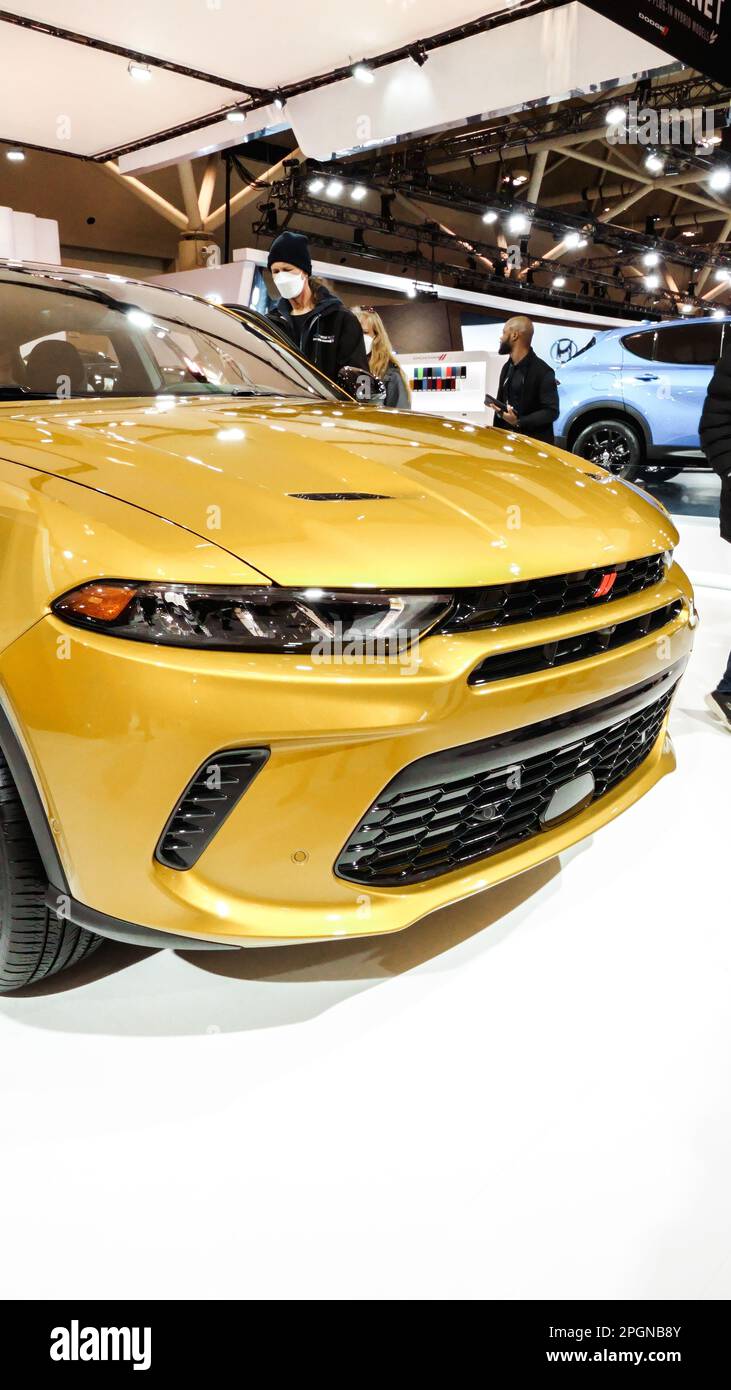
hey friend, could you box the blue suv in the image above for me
[556,316,730,480]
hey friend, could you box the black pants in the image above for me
[719,647,731,694]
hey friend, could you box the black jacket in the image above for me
[267,288,368,382]
[699,339,731,543]
[493,348,560,445]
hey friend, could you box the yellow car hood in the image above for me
[1,396,678,588]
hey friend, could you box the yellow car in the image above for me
[0,263,695,992]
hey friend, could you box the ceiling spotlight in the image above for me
[644,273,661,289]
[204,292,223,304]
[606,105,626,126]
[709,166,731,191]
[645,153,665,173]
[679,301,694,314]
[273,92,286,111]
[128,61,152,82]
[552,275,566,288]
[405,283,417,298]
[325,179,344,198]
[564,231,582,249]
[226,110,247,123]
[482,210,498,224]
[715,267,731,282]
[5,149,25,162]
[512,173,528,187]
[352,62,375,84]
[350,184,367,201]
[307,177,325,194]
[712,307,725,318]
[681,230,697,237]
[409,43,428,66]
[642,251,661,267]
[507,212,530,234]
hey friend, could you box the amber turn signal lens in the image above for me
[55,583,138,622]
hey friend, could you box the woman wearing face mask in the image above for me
[266,231,368,380]
[353,307,411,409]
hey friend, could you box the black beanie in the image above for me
[267,230,312,275]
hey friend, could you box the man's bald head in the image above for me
[505,315,534,344]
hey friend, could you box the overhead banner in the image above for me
[582,0,730,84]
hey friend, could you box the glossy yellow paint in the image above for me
[0,394,693,946]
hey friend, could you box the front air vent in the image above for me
[468,600,683,685]
[287,492,392,501]
[155,748,269,870]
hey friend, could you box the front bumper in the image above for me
[0,564,694,947]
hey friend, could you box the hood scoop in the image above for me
[288,491,393,501]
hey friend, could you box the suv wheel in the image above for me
[572,419,643,480]
[0,752,101,993]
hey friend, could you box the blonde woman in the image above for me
[354,307,412,409]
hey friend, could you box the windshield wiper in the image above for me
[0,386,60,400]
[224,387,279,397]
[163,386,280,398]
[570,336,597,362]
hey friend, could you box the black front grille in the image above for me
[156,748,269,870]
[441,553,666,632]
[469,600,683,685]
[336,671,679,887]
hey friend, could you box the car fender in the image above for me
[558,399,652,454]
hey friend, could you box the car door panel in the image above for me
[621,323,724,450]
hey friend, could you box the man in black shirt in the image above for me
[492,315,560,445]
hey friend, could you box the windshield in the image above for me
[0,267,341,402]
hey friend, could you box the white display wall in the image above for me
[0,207,60,264]
[462,318,600,375]
[399,350,502,426]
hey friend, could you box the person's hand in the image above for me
[500,406,518,427]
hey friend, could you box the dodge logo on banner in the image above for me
[582,0,729,86]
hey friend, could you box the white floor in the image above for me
[1,530,730,1301]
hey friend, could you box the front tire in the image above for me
[0,753,101,993]
[572,418,643,480]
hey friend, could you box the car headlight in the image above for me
[51,581,453,652]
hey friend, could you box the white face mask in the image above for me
[363,333,374,356]
[273,270,305,300]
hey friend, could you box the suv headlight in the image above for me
[52,581,453,652]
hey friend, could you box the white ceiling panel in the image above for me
[8,1,499,89]
[0,23,236,157]
[288,5,673,160]
[0,3,675,163]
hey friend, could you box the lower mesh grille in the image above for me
[336,672,679,887]
[156,748,269,870]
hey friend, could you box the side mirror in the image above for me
[337,366,387,404]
